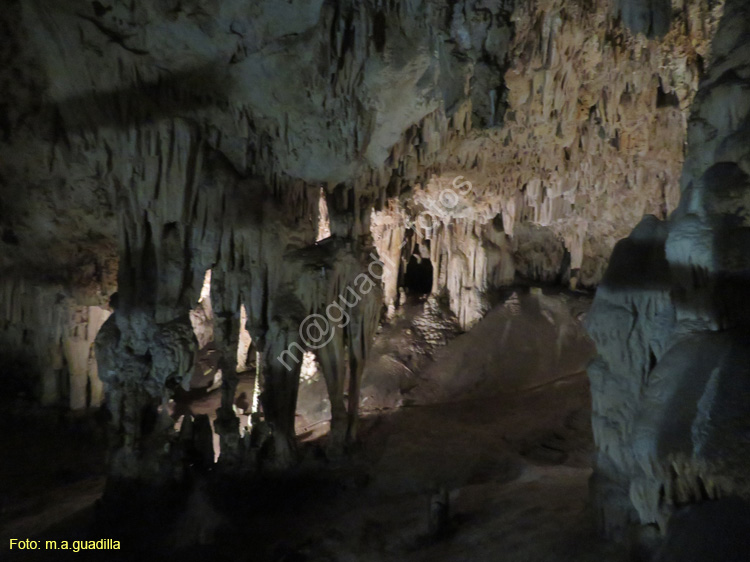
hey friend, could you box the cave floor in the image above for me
[0,409,106,543]
[232,372,628,562]
[2,373,626,562]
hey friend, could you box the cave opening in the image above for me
[403,253,433,295]
[656,79,680,108]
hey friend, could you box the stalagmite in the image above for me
[209,268,242,469]
[2,0,723,408]
[260,294,307,469]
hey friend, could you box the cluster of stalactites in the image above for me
[371,189,517,329]
[94,139,393,477]
[0,277,112,410]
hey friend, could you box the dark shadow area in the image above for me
[0,406,107,554]
[403,254,433,295]
[47,63,232,132]
[654,497,750,562]
[0,352,38,403]
[656,81,680,108]
[3,373,613,562]
[613,0,671,38]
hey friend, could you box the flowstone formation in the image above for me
[586,0,750,556]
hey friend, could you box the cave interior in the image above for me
[2,0,750,560]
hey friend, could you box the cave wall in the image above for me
[586,0,750,552]
[0,278,112,408]
[371,0,722,328]
[0,0,489,480]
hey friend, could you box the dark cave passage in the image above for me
[403,254,433,295]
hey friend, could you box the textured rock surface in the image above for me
[0,278,113,409]
[1,0,719,393]
[0,0,474,421]
[0,0,729,489]
[371,0,722,327]
[291,289,593,434]
[586,0,750,549]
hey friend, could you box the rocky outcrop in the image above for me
[2,0,719,387]
[1,0,471,411]
[586,0,750,551]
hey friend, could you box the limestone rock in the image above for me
[586,0,750,548]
